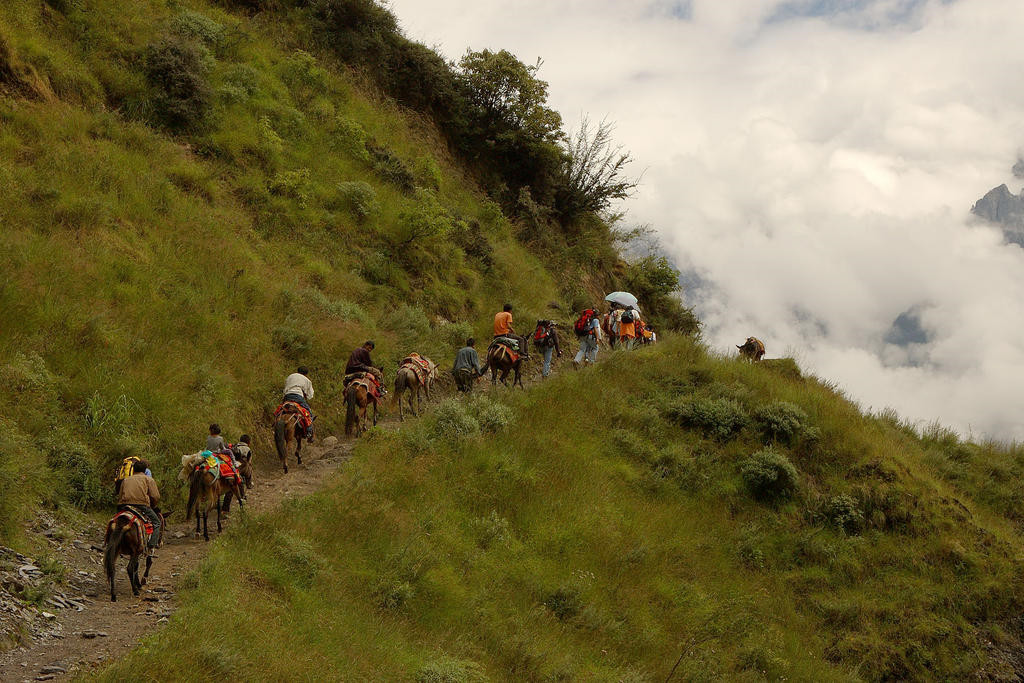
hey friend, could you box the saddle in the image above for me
[345,371,383,400]
[275,401,313,430]
[400,353,433,383]
[489,343,520,364]
[491,336,519,352]
[106,507,153,544]
[195,451,240,483]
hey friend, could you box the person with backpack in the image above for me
[619,307,638,350]
[532,320,561,378]
[573,309,601,368]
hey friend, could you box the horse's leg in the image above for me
[373,399,378,426]
[127,555,140,596]
[216,495,222,533]
[143,555,153,585]
[109,557,117,602]
[194,507,201,535]
[202,508,209,542]
[223,489,232,513]
[295,428,303,465]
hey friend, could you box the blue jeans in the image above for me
[574,337,598,364]
[542,346,556,376]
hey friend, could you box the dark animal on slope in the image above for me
[394,354,438,421]
[737,337,766,362]
[486,343,526,388]
[273,411,304,474]
[103,508,172,602]
[345,378,380,436]
[183,459,245,542]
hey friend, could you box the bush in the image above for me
[741,448,798,502]
[368,143,416,193]
[472,510,510,549]
[144,35,213,132]
[169,11,227,53]
[279,50,329,97]
[755,400,810,444]
[825,494,865,534]
[335,181,378,222]
[268,168,311,207]
[544,586,582,621]
[47,444,107,510]
[439,320,474,349]
[416,656,487,683]
[431,399,480,441]
[272,326,311,362]
[332,117,371,162]
[472,397,514,433]
[381,304,431,342]
[668,397,748,441]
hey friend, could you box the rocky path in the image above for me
[0,349,572,682]
[0,436,354,682]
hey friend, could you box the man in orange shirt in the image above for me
[492,303,525,354]
[619,307,638,350]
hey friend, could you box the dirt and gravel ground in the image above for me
[0,437,353,682]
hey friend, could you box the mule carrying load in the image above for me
[395,353,438,420]
[180,451,245,541]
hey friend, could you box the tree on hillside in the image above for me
[556,117,638,223]
[457,49,566,206]
[623,254,701,335]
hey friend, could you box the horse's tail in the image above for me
[185,467,204,521]
[274,417,289,463]
[393,368,408,397]
[104,518,128,583]
[345,386,357,436]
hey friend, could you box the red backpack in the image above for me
[574,310,595,337]
[534,320,553,346]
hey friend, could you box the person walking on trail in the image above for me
[283,365,316,440]
[116,460,162,550]
[618,307,638,350]
[533,319,561,378]
[206,423,226,453]
[607,306,622,349]
[573,309,601,368]
[452,337,486,393]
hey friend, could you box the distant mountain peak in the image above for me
[971,182,1024,246]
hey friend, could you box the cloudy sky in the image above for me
[387,0,1024,441]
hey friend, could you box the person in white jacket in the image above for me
[282,366,315,439]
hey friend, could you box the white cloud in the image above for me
[387,0,1024,440]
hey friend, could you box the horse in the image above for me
[345,378,379,436]
[737,337,766,362]
[485,342,526,388]
[273,411,304,474]
[103,508,172,602]
[394,355,438,421]
[184,459,245,542]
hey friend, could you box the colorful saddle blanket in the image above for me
[196,451,239,481]
[345,371,383,399]
[400,353,434,383]
[275,401,313,430]
[491,336,519,352]
[489,343,520,364]
[106,508,153,545]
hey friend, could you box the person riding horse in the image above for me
[345,340,384,395]
[116,460,162,551]
[282,366,315,441]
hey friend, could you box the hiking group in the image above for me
[104,296,740,602]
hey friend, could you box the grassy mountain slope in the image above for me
[91,336,1024,681]
[0,0,580,539]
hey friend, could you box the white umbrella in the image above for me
[605,291,639,309]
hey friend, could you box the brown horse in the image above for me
[273,412,304,474]
[485,343,525,388]
[184,463,245,542]
[222,450,253,513]
[394,355,438,421]
[103,508,172,602]
[737,337,766,362]
[345,379,379,436]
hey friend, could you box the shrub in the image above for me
[144,35,213,132]
[169,11,227,53]
[279,50,329,97]
[826,494,865,534]
[381,304,431,342]
[741,448,798,502]
[47,445,107,510]
[544,586,582,621]
[439,320,474,349]
[416,656,487,683]
[473,398,514,433]
[335,181,378,222]
[755,400,809,444]
[668,397,748,441]
[332,117,371,162]
[431,399,480,441]
[368,142,416,192]
[272,326,311,362]
[268,168,312,207]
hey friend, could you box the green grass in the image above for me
[90,337,1024,681]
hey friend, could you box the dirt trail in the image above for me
[0,347,574,682]
[0,437,354,682]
